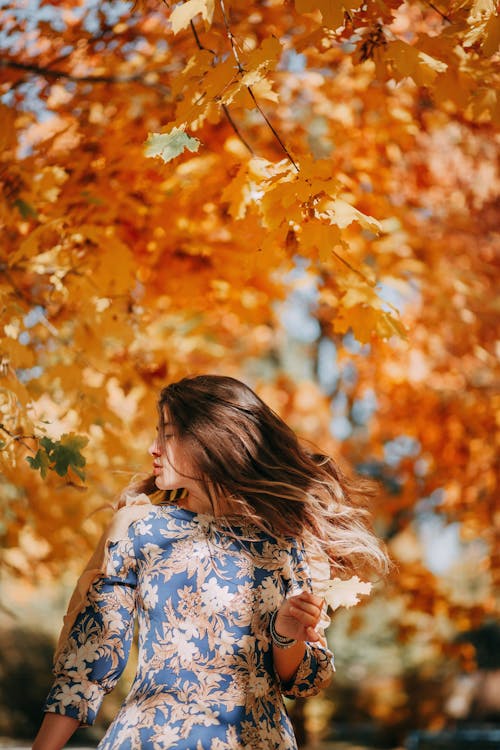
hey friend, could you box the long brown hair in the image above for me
[131,374,389,579]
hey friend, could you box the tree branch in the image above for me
[0,423,37,453]
[424,1,452,23]
[189,20,254,155]
[217,0,299,171]
[218,0,244,73]
[246,87,299,172]
[0,59,170,94]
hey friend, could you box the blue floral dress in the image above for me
[44,502,335,749]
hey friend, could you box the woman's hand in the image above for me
[274,591,326,644]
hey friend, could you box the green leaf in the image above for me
[51,433,88,478]
[26,448,51,479]
[39,435,56,452]
[144,128,201,164]
[14,199,38,219]
[26,433,88,480]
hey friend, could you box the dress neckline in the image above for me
[156,502,266,535]
[156,502,236,523]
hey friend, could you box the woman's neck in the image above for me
[177,489,233,516]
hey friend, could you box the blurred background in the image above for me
[0,0,499,748]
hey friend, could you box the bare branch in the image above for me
[0,59,170,95]
[424,1,452,23]
[190,19,216,55]
[0,423,37,453]
[221,103,254,155]
[188,19,254,155]
[217,0,299,171]
[218,0,244,73]
[246,87,299,172]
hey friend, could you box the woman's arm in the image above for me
[32,713,80,750]
[272,539,335,698]
[272,590,324,682]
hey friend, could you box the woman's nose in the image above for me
[149,439,161,457]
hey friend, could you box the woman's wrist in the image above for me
[32,712,80,750]
[270,610,297,648]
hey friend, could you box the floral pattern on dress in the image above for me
[44,504,335,749]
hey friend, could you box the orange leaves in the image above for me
[321,198,382,233]
[295,0,364,30]
[300,220,343,264]
[170,0,215,34]
[382,40,448,87]
[333,300,407,344]
[481,12,500,56]
[217,152,405,342]
[159,35,282,135]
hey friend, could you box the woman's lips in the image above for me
[153,464,162,473]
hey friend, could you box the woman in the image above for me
[33,375,388,750]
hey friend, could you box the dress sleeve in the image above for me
[43,524,138,726]
[274,539,335,699]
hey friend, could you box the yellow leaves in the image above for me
[220,162,255,220]
[383,40,448,87]
[170,49,214,99]
[300,220,342,264]
[334,304,406,344]
[217,147,401,342]
[331,273,407,344]
[227,38,282,107]
[73,296,135,353]
[72,226,136,297]
[295,0,363,30]
[481,13,500,56]
[241,35,282,76]
[220,156,288,220]
[432,68,474,111]
[0,373,32,412]
[323,198,382,233]
[259,156,341,229]
[170,0,215,34]
[462,0,500,52]
[8,220,65,267]
[0,336,35,371]
[168,36,282,132]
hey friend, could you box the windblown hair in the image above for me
[131,374,389,579]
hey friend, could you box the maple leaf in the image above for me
[324,199,382,233]
[144,128,201,163]
[170,0,215,34]
[51,433,88,479]
[482,13,500,56]
[319,576,373,611]
[295,0,363,29]
[26,434,88,480]
[26,448,51,479]
[384,40,448,87]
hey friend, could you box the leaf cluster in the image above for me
[26,434,88,481]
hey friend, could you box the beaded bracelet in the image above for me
[269,610,297,649]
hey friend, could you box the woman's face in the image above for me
[148,407,229,515]
[148,417,197,493]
